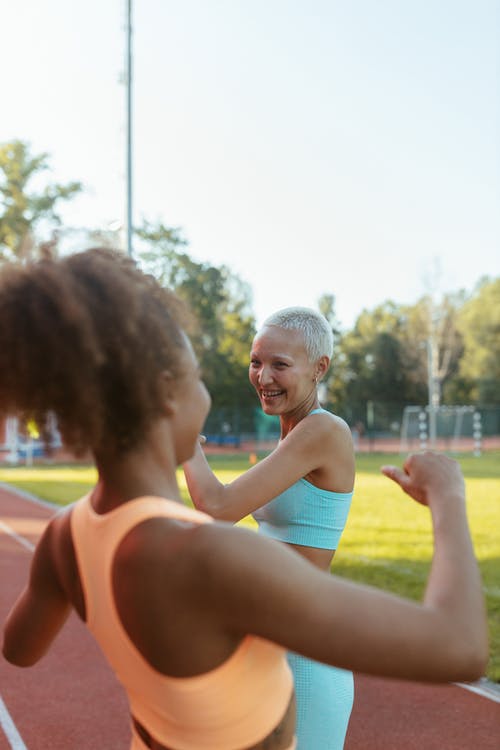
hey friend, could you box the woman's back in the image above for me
[68,494,296,750]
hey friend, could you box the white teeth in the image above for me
[262,391,282,397]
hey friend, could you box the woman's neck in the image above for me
[92,429,181,513]
[279,397,321,439]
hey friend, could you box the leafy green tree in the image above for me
[0,140,82,261]
[329,290,471,426]
[135,220,257,423]
[327,302,428,426]
[455,277,500,404]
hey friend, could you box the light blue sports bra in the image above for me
[252,409,353,550]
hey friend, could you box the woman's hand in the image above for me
[381,451,465,508]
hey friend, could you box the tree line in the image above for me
[1,140,499,435]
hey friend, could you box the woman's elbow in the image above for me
[2,622,50,668]
[202,489,240,522]
[2,641,40,668]
[444,630,490,683]
[458,641,490,683]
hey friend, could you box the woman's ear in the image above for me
[158,370,177,416]
[314,355,330,382]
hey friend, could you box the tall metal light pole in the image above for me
[125,0,133,257]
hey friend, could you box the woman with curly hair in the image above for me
[1,248,488,750]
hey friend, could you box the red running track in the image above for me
[0,485,498,750]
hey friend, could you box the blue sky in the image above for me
[2,0,499,329]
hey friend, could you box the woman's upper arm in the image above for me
[201,417,350,521]
[2,517,71,666]
[199,523,483,684]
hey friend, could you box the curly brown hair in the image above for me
[0,247,191,457]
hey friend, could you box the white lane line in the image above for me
[0,695,29,750]
[455,678,500,703]
[0,521,34,552]
[0,482,57,510]
[0,491,38,750]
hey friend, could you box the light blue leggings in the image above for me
[287,652,354,749]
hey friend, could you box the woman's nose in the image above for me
[258,366,273,385]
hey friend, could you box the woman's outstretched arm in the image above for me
[183,414,353,521]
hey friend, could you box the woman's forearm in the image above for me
[183,443,227,517]
[380,454,489,678]
[422,491,488,672]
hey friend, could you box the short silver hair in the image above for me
[261,306,334,362]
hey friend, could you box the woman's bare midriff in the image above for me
[132,693,296,750]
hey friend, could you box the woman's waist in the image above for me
[254,517,343,550]
[131,691,296,750]
[125,638,294,750]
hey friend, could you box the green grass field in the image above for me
[1,450,499,681]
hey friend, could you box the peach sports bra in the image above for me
[70,495,294,750]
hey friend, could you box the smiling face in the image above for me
[249,325,320,418]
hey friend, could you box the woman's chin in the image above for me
[261,400,280,414]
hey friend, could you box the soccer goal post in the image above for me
[400,405,483,455]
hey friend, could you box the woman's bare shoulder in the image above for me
[293,409,353,449]
[310,409,351,432]
[300,411,355,487]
